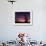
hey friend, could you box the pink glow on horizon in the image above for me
[16,18,30,23]
[16,18,25,22]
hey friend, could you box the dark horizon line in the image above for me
[15,22,30,23]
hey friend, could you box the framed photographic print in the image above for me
[15,10,33,26]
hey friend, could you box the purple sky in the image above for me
[15,12,30,19]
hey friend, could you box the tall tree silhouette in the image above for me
[24,14,28,23]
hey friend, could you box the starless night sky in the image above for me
[15,12,30,19]
[15,12,30,23]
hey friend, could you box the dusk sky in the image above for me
[15,12,30,19]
